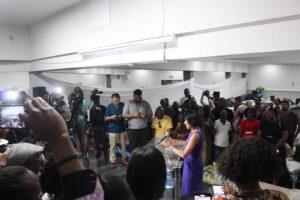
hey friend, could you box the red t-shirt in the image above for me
[239,119,261,138]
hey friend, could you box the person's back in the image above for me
[126,145,166,200]
[0,166,42,200]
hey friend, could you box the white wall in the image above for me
[0,24,30,60]
[29,69,183,90]
[248,64,300,99]
[114,70,183,88]
[194,72,242,85]
[0,72,30,91]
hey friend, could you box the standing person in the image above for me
[259,109,288,184]
[123,89,153,150]
[70,87,88,154]
[210,97,234,124]
[160,98,172,117]
[105,93,127,168]
[213,110,232,161]
[90,94,108,162]
[171,101,180,131]
[165,112,205,197]
[254,97,264,121]
[280,100,300,147]
[179,88,198,115]
[202,105,214,166]
[239,107,261,139]
[151,107,173,140]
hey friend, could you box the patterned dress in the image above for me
[181,130,205,197]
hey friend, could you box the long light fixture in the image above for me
[78,35,176,55]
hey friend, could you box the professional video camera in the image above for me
[90,89,103,103]
[68,88,84,112]
[203,90,210,97]
[47,93,66,114]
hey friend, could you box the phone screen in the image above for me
[213,186,225,198]
[0,105,25,128]
[194,196,211,200]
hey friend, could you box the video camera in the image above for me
[90,89,103,103]
[68,88,84,112]
[203,90,210,97]
[48,93,65,114]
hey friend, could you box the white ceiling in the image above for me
[0,0,83,26]
[222,51,300,65]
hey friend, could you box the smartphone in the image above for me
[194,192,212,200]
[213,186,225,198]
[0,105,25,128]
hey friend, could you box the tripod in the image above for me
[70,103,89,166]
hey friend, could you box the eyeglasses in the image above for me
[158,121,162,128]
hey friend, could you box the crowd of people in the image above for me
[0,87,299,200]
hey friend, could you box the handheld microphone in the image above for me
[157,132,173,145]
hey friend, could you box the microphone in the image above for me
[157,131,173,145]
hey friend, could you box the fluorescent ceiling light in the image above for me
[79,35,176,54]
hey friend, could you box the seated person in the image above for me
[151,107,173,139]
[218,137,288,200]
[127,145,166,200]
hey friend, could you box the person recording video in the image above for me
[200,90,214,108]
[48,93,70,121]
[89,90,108,162]
[68,87,88,154]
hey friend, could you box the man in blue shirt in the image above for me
[105,93,127,168]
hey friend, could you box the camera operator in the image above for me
[89,90,108,162]
[69,87,88,153]
[200,90,214,108]
[48,93,70,121]
[179,88,198,115]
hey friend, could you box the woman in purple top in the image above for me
[165,112,205,197]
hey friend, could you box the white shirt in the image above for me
[214,119,231,147]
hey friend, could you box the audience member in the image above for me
[179,88,198,115]
[165,112,205,197]
[160,98,172,117]
[280,100,300,147]
[0,166,42,200]
[239,107,261,138]
[4,143,44,175]
[100,174,133,200]
[200,90,214,108]
[19,97,104,200]
[210,97,234,124]
[105,93,127,168]
[218,138,287,200]
[259,109,288,185]
[254,97,264,120]
[213,110,232,161]
[171,101,180,131]
[152,107,173,140]
[202,105,214,166]
[126,145,166,200]
[123,89,153,150]
[172,112,189,141]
